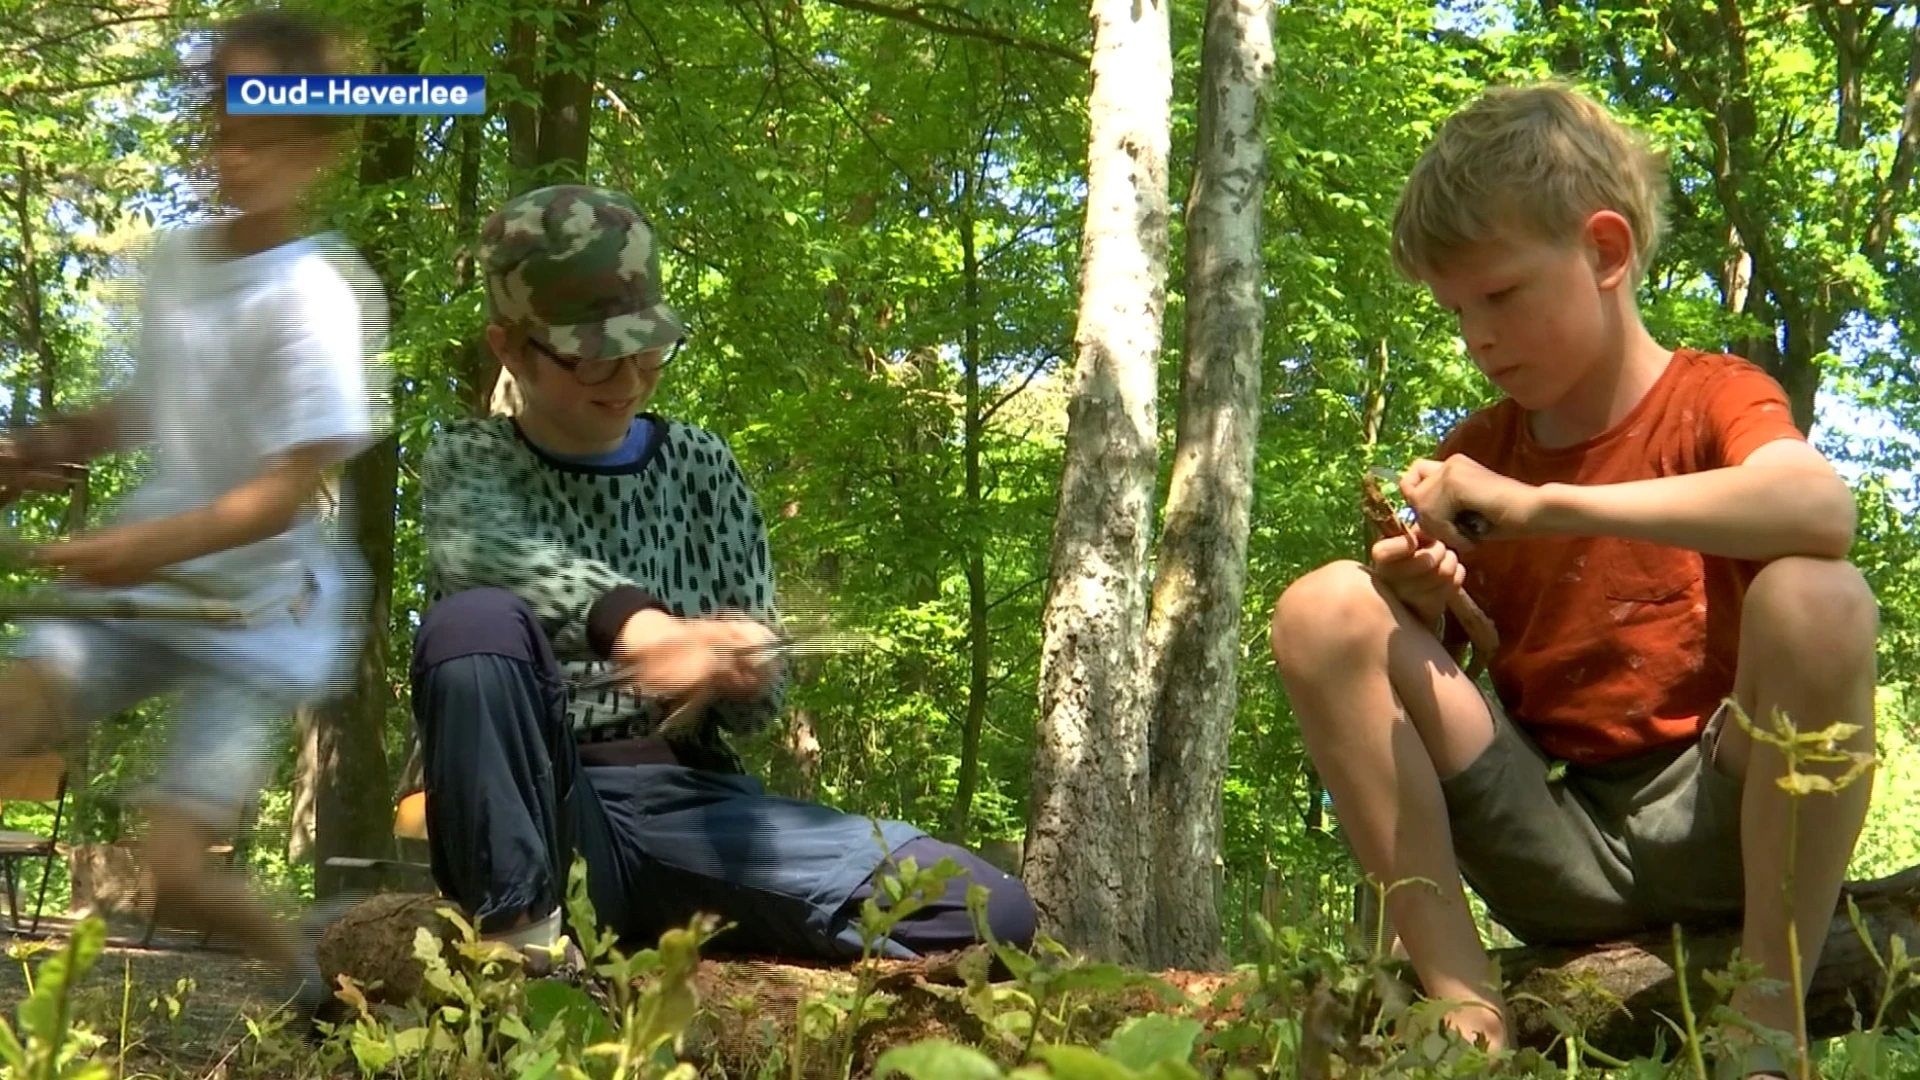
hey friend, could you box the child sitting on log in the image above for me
[410,183,1036,966]
[1269,81,1878,1079]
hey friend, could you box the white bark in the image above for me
[1144,0,1274,972]
[1025,0,1173,965]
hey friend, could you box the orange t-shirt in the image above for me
[1437,349,1807,763]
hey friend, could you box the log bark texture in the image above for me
[1500,865,1920,1056]
[317,867,1920,1072]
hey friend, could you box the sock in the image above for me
[490,908,562,950]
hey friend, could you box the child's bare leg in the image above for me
[1710,557,1877,1064]
[1271,560,1506,1047]
[138,803,303,975]
[0,659,73,759]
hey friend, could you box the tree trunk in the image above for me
[505,12,541,193]
[1142,0,1272,974]
[948,168,990,846]
[7,149,53,426]
[310,0,422,898]
[1346,339,1395,957]
[325,867,1920,1075]
[1024,0,1171,965]
[316,437,400,898]
[533,0,601,185]
[490,0,603,414]
[451,116,495,414]
[287,706,318,865]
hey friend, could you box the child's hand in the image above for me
[1369,525,1464,629]
[32,528,166,588]
[0,428,59,483]
[615,611,782,701]
[696,614,783,699]
[1401,454,1541,550]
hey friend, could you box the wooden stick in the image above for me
[1360,473,1499,679]
[0,593,250,623]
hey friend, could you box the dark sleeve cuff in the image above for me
[586,585,672,659]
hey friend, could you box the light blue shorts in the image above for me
[10,566,362,828]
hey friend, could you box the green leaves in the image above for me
[869,1031,1204,1080]
[875,1039,1008,1080]
[525,980,614,1047]
[1032,1042,1199,1080]
[1099,1014,1204,1072]
[0,916,109,1080]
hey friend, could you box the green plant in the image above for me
[0,916,110,1080]
[562,855,719,1080]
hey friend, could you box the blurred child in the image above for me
[0,7,388,1031]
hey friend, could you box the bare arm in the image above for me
[7,396,140,466]
[35,440,350,583]
[131,441,349,565]
[1526,439,1855,561]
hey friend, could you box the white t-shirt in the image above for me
[103,220,391,697]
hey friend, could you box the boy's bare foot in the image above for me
[1710,1021,1793,1080]
[1435,997,1508,1053]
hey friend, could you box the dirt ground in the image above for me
[0,913,299,1078]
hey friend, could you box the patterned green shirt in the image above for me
[420,413,787,747]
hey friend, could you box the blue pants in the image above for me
[411,589,1036,961]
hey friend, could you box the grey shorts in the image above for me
[1440,696,1747,945]
[15,617,289,829]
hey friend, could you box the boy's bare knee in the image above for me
[0,660,70,757]
[1271,560,1393,674]
[1744,557,1878,670]
[138,811,219,894]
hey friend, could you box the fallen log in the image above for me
[1499,865,1920,1057]
[316,867,1920,1074]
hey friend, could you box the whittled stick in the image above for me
[1360,473,1498,679]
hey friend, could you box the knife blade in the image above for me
[568,626,876,696]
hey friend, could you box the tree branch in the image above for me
[735,0,935,201]
[979,348,1061,426]
[987,574,1047,613]
[7,67,167,96]
[4,11,170,57]
[810,0,1086,65]
[1868,12,1920,260]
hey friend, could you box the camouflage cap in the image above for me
[478,185,686,361]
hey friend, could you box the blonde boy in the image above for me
[1270,83,1877,1078]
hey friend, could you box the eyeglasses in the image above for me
[527,338,681,385]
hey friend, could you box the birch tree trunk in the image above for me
[1143,0,1274,973]
[1024,0,1172,965]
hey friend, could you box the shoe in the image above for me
[521,934,588,982]
[274,954,334,1043]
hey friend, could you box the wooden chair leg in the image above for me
[141,885,161,948]
[2,861,18,932]
[28,851,54,936]
[30,792,66,935]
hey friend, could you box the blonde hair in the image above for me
[1389,81,1668,282]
